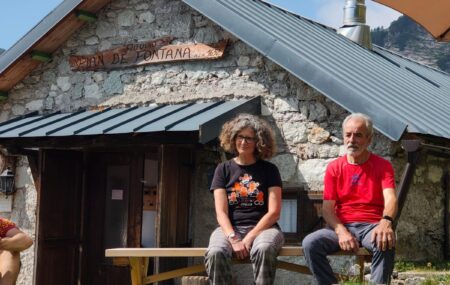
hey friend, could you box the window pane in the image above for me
[279,199,297,232]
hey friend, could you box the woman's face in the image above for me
[235,127,257,157]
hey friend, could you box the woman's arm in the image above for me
[0,228,33,252]
[241,186,282,250]
[214,188,234,236]
[213,189,249,259]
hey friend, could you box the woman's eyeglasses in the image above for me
[236,135,257,143]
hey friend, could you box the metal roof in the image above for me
[183,0,450,141]
[0,97,259,144]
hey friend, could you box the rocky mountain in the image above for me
[371,16,450,73]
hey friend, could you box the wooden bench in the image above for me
[105,247,372,285]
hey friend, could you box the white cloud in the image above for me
[366,2,402,28]
[315,0,401,29]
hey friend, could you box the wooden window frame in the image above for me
[282,187,325,245]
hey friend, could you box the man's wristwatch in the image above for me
[383,215,394,222]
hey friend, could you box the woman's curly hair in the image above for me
[219,114,276,160]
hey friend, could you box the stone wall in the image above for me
[0,0,448,284]
[1,157,36,285]
[395,153,449,261]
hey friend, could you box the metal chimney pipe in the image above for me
[337,0,372,49]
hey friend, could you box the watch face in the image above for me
[228,232,236,239]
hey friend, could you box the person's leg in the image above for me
[249,226,284,285]
[205,227,233,285]
[0,250,20,285]
[359,223,395,284]
[302,228,340,285]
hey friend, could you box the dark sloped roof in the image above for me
[0,97,260,145]
[183,0,450,141]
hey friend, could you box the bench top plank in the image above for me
[105,247,371,257]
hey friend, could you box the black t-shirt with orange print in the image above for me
[210,159,282,226]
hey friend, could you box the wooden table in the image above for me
[105,247,371,285]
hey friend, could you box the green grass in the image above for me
[395,260,450,272]
[420,275,450,285]
[336,261,450,285]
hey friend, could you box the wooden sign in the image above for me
[69,36,227,71]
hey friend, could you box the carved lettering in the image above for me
[166,49,173,59]
[183,48,191,59]
[175,48,183,59]
[112,54,121,64]
[69,38,228,71]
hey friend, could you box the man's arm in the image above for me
[323,200,359,252]
[371,188,397,251]
[0,228,33,252]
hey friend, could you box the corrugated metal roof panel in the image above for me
[183,0,450,140]
[0,98,260,144]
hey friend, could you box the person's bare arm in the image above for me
[213,189,248,259]
[371,188,397,251]
[323,200,359,252]
[241,186,282,250]
[0,228,33,252]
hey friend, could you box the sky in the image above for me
[0,0,402,51]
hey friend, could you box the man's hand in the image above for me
[336,226,359,252]
[371,219,395,251]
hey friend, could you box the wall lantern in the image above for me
[0,167,15,196]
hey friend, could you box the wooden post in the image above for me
[129,257,147,285]
[396,140,422,225]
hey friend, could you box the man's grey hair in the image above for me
[342,113,374,137]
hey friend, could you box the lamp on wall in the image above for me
[0,167,15,196]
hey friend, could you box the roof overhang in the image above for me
[0,97,260,150]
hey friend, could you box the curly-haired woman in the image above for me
[205,114,284,285]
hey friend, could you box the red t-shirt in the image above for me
[323,153,395,224]
[0,218,16,237]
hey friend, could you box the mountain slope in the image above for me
[372,16,450,73]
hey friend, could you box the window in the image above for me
[279,187,325,245]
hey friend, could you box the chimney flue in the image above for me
[337,0,372,49]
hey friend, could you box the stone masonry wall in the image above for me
[0,0,448,284]
[395,153,449,261]
[1,157,36,285]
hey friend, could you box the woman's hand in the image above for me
[242,233,256,252]
[230,239,249,259]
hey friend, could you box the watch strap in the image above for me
[383,215,394,222]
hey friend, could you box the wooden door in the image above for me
[35,150,83,285]
[83,152,143,285]
[157,145,193,284]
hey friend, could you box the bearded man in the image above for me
[302,113,397,285]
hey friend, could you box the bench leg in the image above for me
[129,257,148,285]
[358,255,365,282]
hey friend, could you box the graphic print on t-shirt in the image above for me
[229,173,264,207]
[351,173,362,186]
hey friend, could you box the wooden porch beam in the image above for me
[395,140,422,226]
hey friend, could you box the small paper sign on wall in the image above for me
[0,194,12,212]
[111,189,124,200]
[69,36,227,71]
